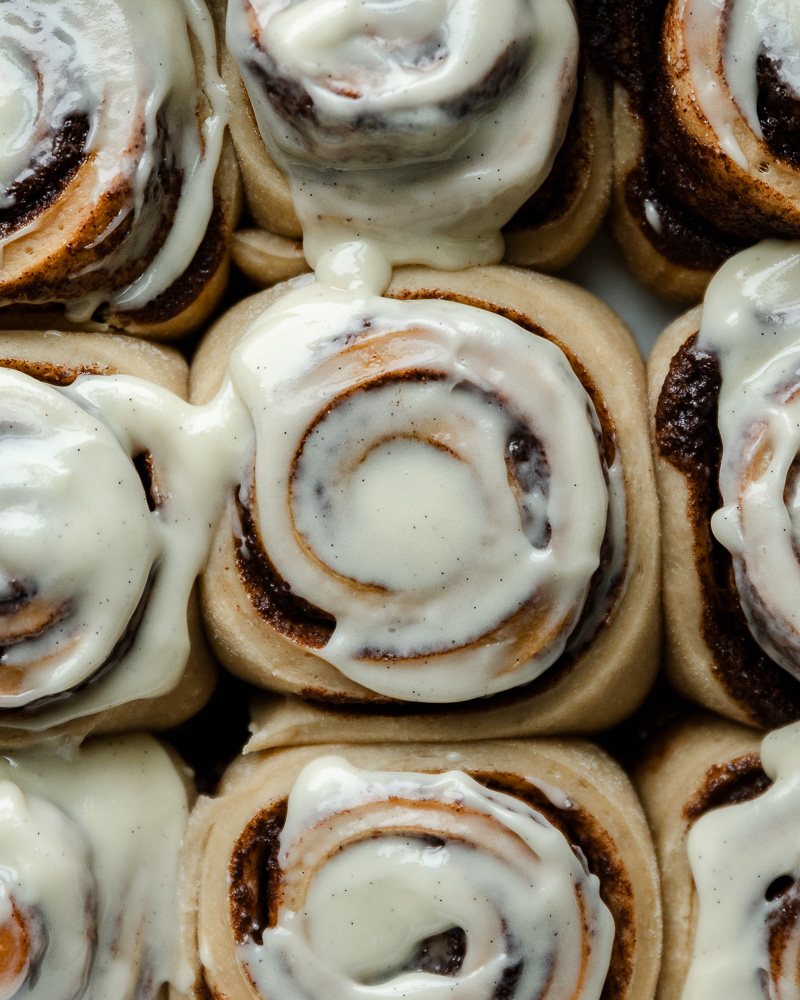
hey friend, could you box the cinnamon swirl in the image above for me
[609,0,800,302]
[179,739,661,1000]
[193,263,660,739]
[216,0,610,278]
[0,331,217,746]
[636,714,800,1000]
[651,239,800,727]
[0,0,240,339]
[0,733,195,1000]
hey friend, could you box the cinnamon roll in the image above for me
[0,0,240,339]
[193,263,660,739]
[0,331,217,746]
[215,0,611,277]
[608,0,800,302]
[651,239,800,727]
[636,714,800,1000]
[0,733,195,999]
[179,739,661,1000]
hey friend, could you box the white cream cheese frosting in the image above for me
[684,721,800,1000]
[0,0,228,318]
[226,0,579,270]
[0,734,193,999]
[238,756,615,1000]
[697,239,800,678]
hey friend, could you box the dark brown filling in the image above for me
[599,0,800,270]
[247,38,526,153]
[655,337,800,726]
[226,774,632,999]
[683,753,771,822]
[0,114,90,242]
[233,292,625,706]
[112,197,227,326]
[757,54,800,169]
[234,489,336,651]
[505,70,593,231]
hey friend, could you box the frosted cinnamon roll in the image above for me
[636,715,800,1000]
[651,239,800,727]
[193,263,660,739]
[0,733,195,999]
[0,0,240,339]
[179,740,661,1000]
[608,0,800,303]
[216,0,610,276]
[0,332,218,746]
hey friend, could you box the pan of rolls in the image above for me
[1,0,800,998]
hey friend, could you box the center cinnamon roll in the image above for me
[215,280,621,704]
[195,264,659,737]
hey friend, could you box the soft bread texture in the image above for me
[0,331,216,748]
[176,738,662,1000]
[192,264,660,739]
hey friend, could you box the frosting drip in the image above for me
[684,721,800,1000]
[697,239,800,679]
[238,756,615,1000]
[0,0,227,318]
[226,0,579,269]
[0,735,193,999]
[227,279,617,702]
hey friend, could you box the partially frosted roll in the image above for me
[636,714,800,1000]
[609,0,800,302]
[193,264,660,737]
[0,0,240,338]
[216,0,610,275]
[0,332,215,745]
[178,740,661,1000]
[650,239,800,727]
[0,733,195,1000]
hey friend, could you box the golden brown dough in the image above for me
[635,715,782,1000]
